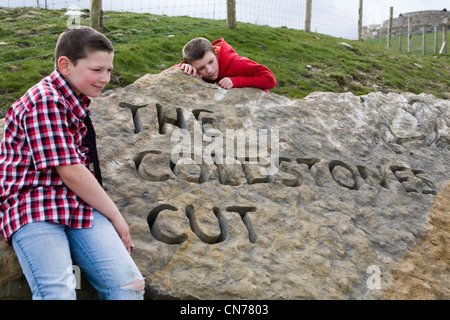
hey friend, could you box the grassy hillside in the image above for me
[0,7,449,117]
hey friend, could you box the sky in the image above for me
[2,0,449,39]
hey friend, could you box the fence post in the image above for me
[227,0,236,29]
[379,27,382,45]
[387,7,393,48]
[358,0,363,41]
[442,19,448,54]
[90,0,102,32]
[305,0,312,32]
[398,27,402,51]
[434,26,438,54]
[408,17,412,53]
[422,26,426,55]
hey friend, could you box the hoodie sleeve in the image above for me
[225,56,276,90]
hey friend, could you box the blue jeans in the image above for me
[11,210,144,300]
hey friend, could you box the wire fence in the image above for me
[363,6,449,55]
[0,0,448,67]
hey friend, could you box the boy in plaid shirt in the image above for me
[0,27,144,300]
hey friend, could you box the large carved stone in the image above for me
[0,67,449,299]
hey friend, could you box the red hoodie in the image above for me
[175,38,276,91]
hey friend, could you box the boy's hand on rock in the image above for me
[218,77,233,90]
[111,215,135,254]
[180,63,198,77]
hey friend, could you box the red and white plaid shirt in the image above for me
[0,70,95,244]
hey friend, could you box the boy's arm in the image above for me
[227,57,276,90]
[55,164,134,253]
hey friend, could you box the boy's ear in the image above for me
[57,56,72,76]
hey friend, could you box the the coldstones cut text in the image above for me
[122,102,439,244]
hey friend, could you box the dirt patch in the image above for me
[383,180,450,299]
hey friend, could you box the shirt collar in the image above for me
[50,70,91,118]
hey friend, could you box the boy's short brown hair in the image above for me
[55,26,114,70]
[182,37,214,64]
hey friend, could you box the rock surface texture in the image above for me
[1,67,449,299]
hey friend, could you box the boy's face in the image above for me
[191,51,219,82]
[60,50,114,98]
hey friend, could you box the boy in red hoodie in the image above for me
[177,37,276,91]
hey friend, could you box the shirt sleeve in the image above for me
[23,96,84,171]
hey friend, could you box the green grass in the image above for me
[1,7,449,117]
